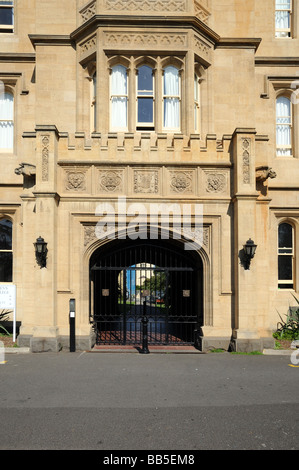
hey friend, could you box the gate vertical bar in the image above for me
[123,269,127,345]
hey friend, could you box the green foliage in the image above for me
[273,294,299,340]
[0,309,11,335]
[142,271,166,293]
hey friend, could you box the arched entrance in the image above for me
[89,239,203,346]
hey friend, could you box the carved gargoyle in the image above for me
[15,163,36,176]
[255,166,277,182]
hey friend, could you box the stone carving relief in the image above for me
[104,32,186,47]
[41,135,49,182]
[134,170,158,193]
[15,163,36,176]
[205,172,226,194]
[99,170,123,193]
[80,0,96,23]
[80,35,97,54]
[183,226,210,252]
[255,166,277,182]
[84,224,97,247]
[170,171,193,194]
[242,138,251,184]
[105,0,186,12]
[65,170,87,192]
[194,35,211,59]
[194,1,210,24]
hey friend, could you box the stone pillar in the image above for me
[231,128,261,352]
[30,126,60,352]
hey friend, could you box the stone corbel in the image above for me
[255,166,277,198]
[15,163,36,176]
[255,166,277,182]
[15,163,36,190]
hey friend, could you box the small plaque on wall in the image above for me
[102,289,109,296]
[183,290,190,297]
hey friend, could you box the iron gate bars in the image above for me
[90,240,202,346]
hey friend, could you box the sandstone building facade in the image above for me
[0,0,298,352]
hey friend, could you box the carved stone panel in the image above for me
[242,138,251,184]
[80,34,97,56]
[204,171,227,194]
[98,169,123,193]
[41,135,50,182]
[64,168,88,193]
[134,170,159,194]
[84,224,97,247]
[169,170,193,194]
[105,0,186,12]
[104,32,187,48]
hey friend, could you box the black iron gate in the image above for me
[90,240,202,346]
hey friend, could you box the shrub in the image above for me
[273,294,299,340]
[0,309,11,335]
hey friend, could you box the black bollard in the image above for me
[140,300,150,354]
[69,299,76,352]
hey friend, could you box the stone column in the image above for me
[231,128,261,352]
[30,126,60,352]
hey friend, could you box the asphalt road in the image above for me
[0,351,298,451]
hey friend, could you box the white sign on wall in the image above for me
[0,284,16,309]
[0,284,16,341]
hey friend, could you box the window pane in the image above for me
[276,0,291,10]
[278,223,292,248]
[276,97,291,154]
[164,66,179,96]
[111,97,127,128]
[138,98,153,123]
[0,92,13,120]
[164,98,179,128]
[278,255,293,281]
[0,219,12,250]
[138,65,153,93]
[0,6,13,26]
[0,252,12,282]
[111,65,127,95]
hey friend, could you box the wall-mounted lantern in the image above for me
[243,238,257,270]
[34,236,48,268]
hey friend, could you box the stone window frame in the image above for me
[135,60,156,131]
[277,220,295,290]
[276,92,293,157]
[0,81,15,154]
[275,0,293,39]
[270,79,299,159]
[107,56,131,132]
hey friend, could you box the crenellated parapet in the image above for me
[56,132,232,164]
